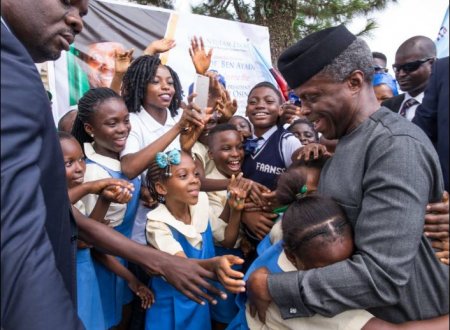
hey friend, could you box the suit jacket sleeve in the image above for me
[1,25,84,329]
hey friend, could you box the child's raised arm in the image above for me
[68,178,133,204]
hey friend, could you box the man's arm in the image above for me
[73,207,226,304]
[251,134,444,320]
[1,28,84,329]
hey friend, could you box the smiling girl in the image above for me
[144,149,247,330]
[71,87,141,329]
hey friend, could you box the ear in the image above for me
[207,149,214,160]
[346,70,364,92]
[155,182,168,196]
[84,123,94,137]
[284,248,300,269]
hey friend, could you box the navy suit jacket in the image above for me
[1,23,84,329]
[381,93,405,113]
[413,57,449,191]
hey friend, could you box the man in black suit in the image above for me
[1,1,230,329]
[382,36,436,121]
[413,57,449,191]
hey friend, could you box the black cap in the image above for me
[277,25,356,88]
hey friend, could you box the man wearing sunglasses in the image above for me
[382,36,436,121]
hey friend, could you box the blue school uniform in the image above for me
[226,241,284,330]
[76,248,106,330]
[145,222,215,330]
[85,158,141,328]
[242,126,292,191]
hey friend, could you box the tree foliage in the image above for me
[193,0,396,65]
[131,0,396,65]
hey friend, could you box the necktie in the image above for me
[244,137,263,155]
[399,98,419,117]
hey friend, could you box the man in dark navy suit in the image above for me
[413,57,449,191]
[1,1,229,329]
[382,36,436,121]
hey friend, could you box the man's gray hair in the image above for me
[320,38,374,83]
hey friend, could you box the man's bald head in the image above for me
[394,36,436,96]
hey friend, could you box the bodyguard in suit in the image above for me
[382,36,436,121]
[1,1,88,328]
[413,57,449,191]
[246,25,448,323]
[1,1,230,329]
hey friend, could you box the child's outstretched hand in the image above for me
[214,255,246,294]
[227,173,252,211]
[215,89,238,123]
[144,38,176,56]
[114,48,134,76]
[296,142,331,161]
[189,36,213,75]
[129,279,155,309]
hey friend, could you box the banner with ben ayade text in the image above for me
[48,0,276,125]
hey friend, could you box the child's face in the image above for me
[85,98,130,159]
[60,138,86,189]
[208,130,244,177]
[198,114,218,145]
[229,116,252,139]
[245,87,282,131]
[144,65,175,110]
[159,153,201,205]
[290,123,317,145]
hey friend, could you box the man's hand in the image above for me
[296,143,331,161]
[432,239,449,265]
[424,191,449,240]
[242,211,277,240]
[154,254,225,305]
[247,267,272,323]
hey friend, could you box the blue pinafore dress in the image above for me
[76,247,105,330]
[145,222,215,330]
[85,158,141,328]
[226,241,284,330]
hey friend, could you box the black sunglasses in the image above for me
[392,57,434,74]
[373,65,388,73]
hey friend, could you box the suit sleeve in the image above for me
[412,62,439,144]
[1,28,84,329]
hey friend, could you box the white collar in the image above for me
[84,142,121,171]
[252,125,278,140]
[277,250,297,272]
[404,92,424,104]
[137,106,177,132]
[147,192,210,237]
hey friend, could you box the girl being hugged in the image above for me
[71,87,141,328]
[144,149,248,330]
[119,55,208,246]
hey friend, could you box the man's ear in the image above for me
[207,149,214,160]
[155,182,167,196]
[346,70,364,92]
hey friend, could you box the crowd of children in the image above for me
[55,35,449,330]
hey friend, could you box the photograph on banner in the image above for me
[49,0,276,123]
